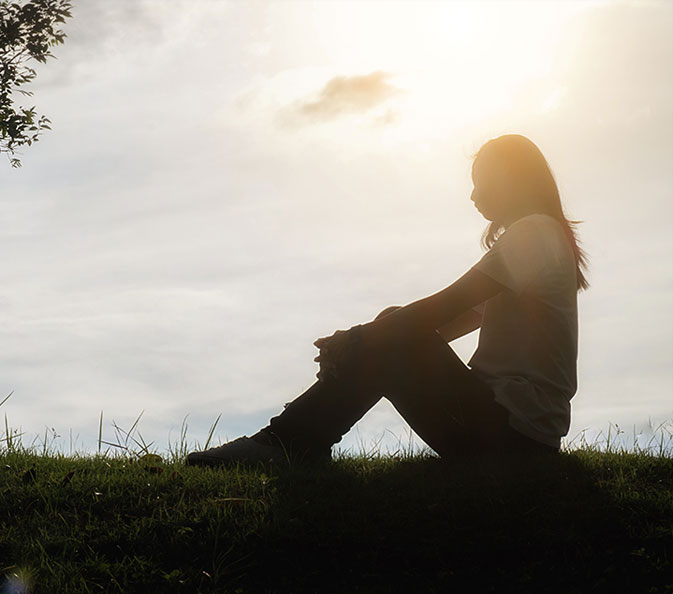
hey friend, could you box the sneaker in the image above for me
[186,436,287,467]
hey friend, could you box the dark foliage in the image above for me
[0,0,71,167]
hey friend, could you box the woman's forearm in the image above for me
[362,289,459,350]
[361,268,504,352]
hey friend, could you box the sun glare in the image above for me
[291,1,595,143]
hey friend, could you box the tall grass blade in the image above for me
[98,410,103,455]
[0,391,13,408]
[204,413,222,450]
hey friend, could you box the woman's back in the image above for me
[468,213,579,448]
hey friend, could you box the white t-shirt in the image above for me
[467,213,579,448]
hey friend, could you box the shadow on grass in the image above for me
[0,436,671,593]
[227,451,672,594]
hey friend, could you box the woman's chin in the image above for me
[474,205,492,220]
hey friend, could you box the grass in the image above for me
[0,413,672,593]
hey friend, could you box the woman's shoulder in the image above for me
[505,213,566,244]
[501,213,573,260]
[510,213,562,231]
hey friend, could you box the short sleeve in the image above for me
[471,215,555,296]
[472,302,486,316]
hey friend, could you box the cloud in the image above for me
[294,71,402,122]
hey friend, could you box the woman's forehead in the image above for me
[473,150,507,177]
[472,153,492,177]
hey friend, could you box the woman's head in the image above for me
[472,134,589,291]
[471,134,560,225]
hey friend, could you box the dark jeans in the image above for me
[263,321,558,461]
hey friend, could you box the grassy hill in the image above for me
[0,444,671,593]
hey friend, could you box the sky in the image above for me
[1,0,671,456]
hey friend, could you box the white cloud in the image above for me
[292,71,403,123]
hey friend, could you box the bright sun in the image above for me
[285,1,594,142]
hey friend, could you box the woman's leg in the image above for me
[253,307,404,456]
[373,334,558,459]
[254,308,515,460]
[382,329,510,459]
[255,376,383,456]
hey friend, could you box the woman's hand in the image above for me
[313,329,355,382]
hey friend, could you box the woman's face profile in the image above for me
[470,154,512,223]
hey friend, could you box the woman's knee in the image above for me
[374,305,402,321]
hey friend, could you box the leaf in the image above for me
[1,0,72,165]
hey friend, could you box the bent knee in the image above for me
[374,305,402,321]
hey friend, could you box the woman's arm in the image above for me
[314,268,504,381]
[437,308,482,342]
[361,267,504,351]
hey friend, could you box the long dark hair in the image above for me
[474,134,589,292]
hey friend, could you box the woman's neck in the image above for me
[501,202,540,229]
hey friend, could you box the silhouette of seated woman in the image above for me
[187,134,589,466]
